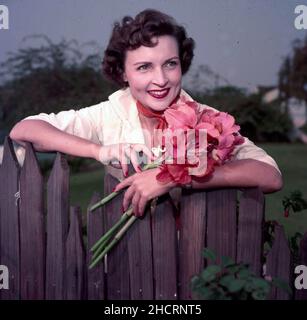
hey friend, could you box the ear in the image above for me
[123,72,127,83]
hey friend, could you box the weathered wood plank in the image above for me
[178,188,206,300]
[0,137,20,299]
[206,189,237,263]
[87,192,105,300]
[45,152,69,299]
[104,173,130,300]
[152,194,178,300]
[237,188,264,276]
[266,225,292,300]
[127,207,154,300]
[295,232,307,300]
[19,142,45,299]
[65,206,86,300]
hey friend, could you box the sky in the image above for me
[0,0,307,91]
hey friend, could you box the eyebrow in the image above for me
[133,56,180,66]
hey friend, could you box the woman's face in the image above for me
[123,35,182,112]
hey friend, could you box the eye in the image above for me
[165,60,178,68]
[137,64,151,71]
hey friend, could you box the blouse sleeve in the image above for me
[231,136,281,175]
[23,103,105,145]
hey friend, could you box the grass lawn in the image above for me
[69,143,307,239]
[69,166,105,213]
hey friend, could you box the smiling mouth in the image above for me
[148,88,170,99]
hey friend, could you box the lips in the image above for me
[148,88,170,99]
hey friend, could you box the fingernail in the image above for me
[121,205,125,213]
[137,165,142,172]
[112,187,117,192]
[124,170,128,177]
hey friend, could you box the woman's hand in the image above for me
[113,168,176,217]
[92,143,154,177]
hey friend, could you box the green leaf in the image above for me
[198,286,212,299]
[272,277,293,295]
[220,275,235,287]
[200,265,221,282]
[244,280,255,293]
[228,279,246,293]
[202,248,217,262]
[227,264,241,274]
[237,268,252,279]
[221,255,234,268]
[251,278,271,291]
[251,290,267,300]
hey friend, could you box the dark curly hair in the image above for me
[102,9,195,87]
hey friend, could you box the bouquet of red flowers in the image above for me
[89,98,244,269]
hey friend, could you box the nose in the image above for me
[152,67,168,87]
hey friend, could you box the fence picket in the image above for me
[87,192,106,300]
[206,189,237,264]
[127,208,154,299]
[104,173,130,300]
[45,152,69,299]
[266,225,292,300]
[179,188,206,300]
[0,137,21,300]
[19,142,45,299]
[152,194,178,300]
[65,206,86,299]
[237,188,265,276]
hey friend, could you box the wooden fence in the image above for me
[0,137,306,300]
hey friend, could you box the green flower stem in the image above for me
[89,159,161,269]
[89,215,137,269]
[89,190,121,212]
[90,208,133,252]
[143,162,159,170]
[89,161,159,212]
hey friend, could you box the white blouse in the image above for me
[24,87,281,175]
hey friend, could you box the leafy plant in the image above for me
[264,190,306,259]
[282,190,307,218]
[191,248,291,300]
[289,232,303,265]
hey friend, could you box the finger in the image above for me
[114,175,134,192]
[131,192,141,216]
[130,148,142,173]
[122,185,135,212]
[138,196,149,217]
[120,150,129,177]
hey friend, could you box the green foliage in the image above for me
[0,35,118,137]
[282,190,307,215]
[191,248,291,300]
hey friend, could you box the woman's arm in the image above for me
[9,119,99,159]
[114,158,283,216]
[9,119,152,174]
[191,158,283,194]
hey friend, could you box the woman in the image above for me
[9,9,282,217]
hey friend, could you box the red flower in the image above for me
[155,98,244,185]
[164,97,198,130]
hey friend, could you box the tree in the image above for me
[0,35,118,139]
[278,34,307,111]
